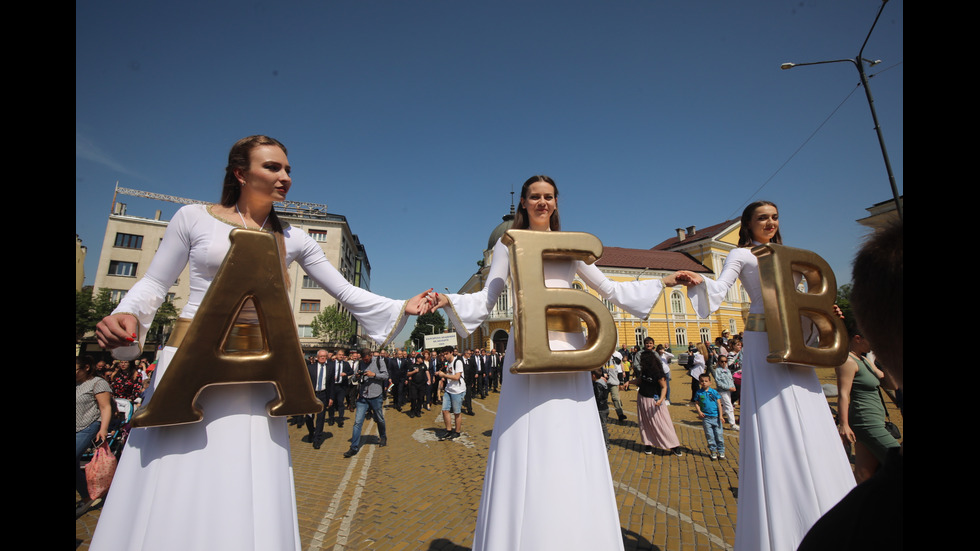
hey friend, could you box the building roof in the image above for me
[487,207,516,251]
[650,218,740,250]
[596,247,711,273]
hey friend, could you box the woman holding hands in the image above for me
[686,201,854,551]
[92,135,433,550]
[434,175,701,551]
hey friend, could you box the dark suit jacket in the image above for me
[308,362,335,396]
[327,360,353,388]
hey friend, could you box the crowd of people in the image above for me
[296,345,505,453]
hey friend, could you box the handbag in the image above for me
[85,441,118,500]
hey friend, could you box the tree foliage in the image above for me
[76,288,119,342]
[311,305,356,343]
[149,300,180,342]
[836,283,855,335]
[410,311,446,350]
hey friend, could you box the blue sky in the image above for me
[77,0,902,343]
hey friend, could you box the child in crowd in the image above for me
[694,373,725,460]
[713,354,739,431]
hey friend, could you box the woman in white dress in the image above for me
[686,201,855,551]
[93,135,433,550]
[434,175,701,551]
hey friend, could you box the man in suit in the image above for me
[326,349,353,428]
[488,349,500,393]
[306,349,335,449]
[462,349,476,415]
[388,350,411,411]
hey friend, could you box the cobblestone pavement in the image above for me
[77,366,903,550]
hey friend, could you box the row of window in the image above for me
[114,232,143,249]
[632,323,739,347]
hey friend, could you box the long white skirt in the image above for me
[735,331,855,551]
[472,330,624,551]
[90,346,302,551]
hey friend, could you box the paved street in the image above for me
[76,365,902,550]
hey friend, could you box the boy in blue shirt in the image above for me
[694,373,725,460]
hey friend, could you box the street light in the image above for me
[780,0,902,221]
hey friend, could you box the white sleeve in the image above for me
[296,232,409,347]
[112,206,193,348]
[443,239,510,337]
[575,261,664,320]
[688,249,744,318]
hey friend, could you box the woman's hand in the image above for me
[405,289,436,315]
[430,291,450,310]
[96,313,139,350]
[664,271,703,287]
[839,423,856,444]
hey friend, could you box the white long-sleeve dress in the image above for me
[444,238,665,551]
[687,246,855,551]
[90,205,409,551]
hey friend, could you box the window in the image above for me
[496,290,508,313]
[166,293,176,304]
[309,230,328,242]
[670,291,684,314]
[602,298,616,313]
[302,276,321,289]
[298,325,314,338]
[634,327,647,347]
[108,261,138,277]
[109,289,127,303]
[300,299,320,313]
[729,319,738,335]
[114,233,143,249]
[700,327,711,343]
[674,327,687,346]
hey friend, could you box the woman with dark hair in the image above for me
[435,175,700,551]
[635,337,682,456]
[93,135,433,550]
[108,359,142,402]
[835,322,899,483]
[686,201,854,551]
[76,355,113,514]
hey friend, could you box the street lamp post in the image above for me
[781,0,902,221]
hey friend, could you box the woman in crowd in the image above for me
[92,135,433,550]
[76,355,113,514]
[435,175,700,551]
[656,343,675,404]
[686,200,854,551]
[108,359,142,402]
[835,320,900,483]
[635,337,683,456]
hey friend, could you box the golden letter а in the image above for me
[132,229,322,427]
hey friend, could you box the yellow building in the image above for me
[455,209,752,353]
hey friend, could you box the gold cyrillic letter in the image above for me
[754,243,848,368]
[132,229,322,427]
[502,230,617,374]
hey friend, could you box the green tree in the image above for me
[76,289,95,341]
[836,283,855,335]
[76,288,119,342]
[310,305,356,343]
[410,311,446,350]
[149,300,180,342]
